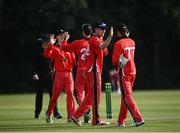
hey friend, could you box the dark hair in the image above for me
[38,33,51,42]
[54,29,65,37]
[81,23,92,36]
[117,23,129,34]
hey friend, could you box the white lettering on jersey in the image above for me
[80,48,87,61]
[80,44,90,61]
[124,47,135,59]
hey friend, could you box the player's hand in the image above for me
[63,32,70,41]
[33,74,39,80]
[109,27,113,37]
[50,34,56,44]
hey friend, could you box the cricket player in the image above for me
[32,33,62,119]
[61,24,93,123]
[112,23,144,127]
[43,30,76,124]
[88,22,113,125]
[69,21,113,126]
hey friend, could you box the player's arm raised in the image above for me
[99,27,113,49]
[43,34,56,60]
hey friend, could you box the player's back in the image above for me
[73,39,90,68]
[117,38,136,75]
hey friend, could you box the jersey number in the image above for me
[80,46,90,61]
[124,47,135,59]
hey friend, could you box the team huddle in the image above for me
[32,21,144,127]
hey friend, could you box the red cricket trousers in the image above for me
[47,71,75,118]
[92,72,102,125]
[73,71,102,125]
[75,67,88,105]
[118,74,143,124]
[73,72,93,119]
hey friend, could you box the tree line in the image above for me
[0,0,180,92]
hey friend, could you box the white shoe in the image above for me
[46,112,53,124]
[117,88,121,94]
[93,120,110,126]
[118,123,125,127]
[131,120,144,127]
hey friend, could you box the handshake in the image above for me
[118,54,129,68]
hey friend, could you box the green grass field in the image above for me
[0,90,180,132]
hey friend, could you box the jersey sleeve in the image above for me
[89,37,102,56]
[61,40,80,53]
[43,44,56,61]
[89,37,101,50]
[112,41,123,65]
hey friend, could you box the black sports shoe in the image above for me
[67,117,73,123]
[84,109,91,123]
[84,113,91,124]
[70,116,82,126]
[34,114,40,119]
[54,113,62,119]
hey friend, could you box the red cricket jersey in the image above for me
[61,39,89,68]
[86,34,108,74]
[43,44,76,72]
[112,38,136,76]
